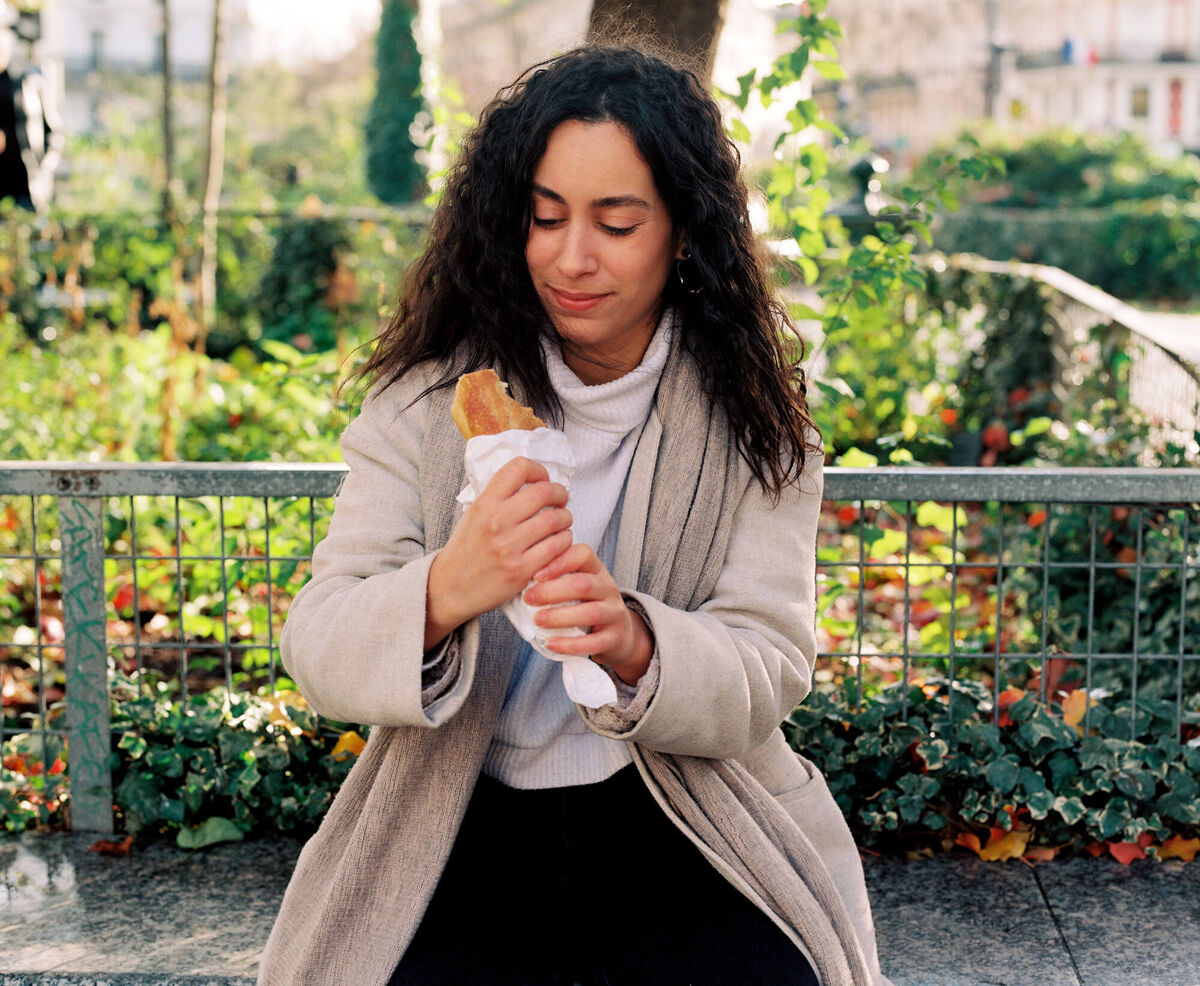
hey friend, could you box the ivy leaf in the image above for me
[1053,795,1086,825]
[979,827,1029,861]
[1061,689,1089,736]
[955,830,982,854]
[331,730,367,761]
[1158,835,1200,862]
[836,447,879,468]
[176,816,245,850]
[1026,789,1056,820]
[984,755,1020,794]
[1107,834,1151,866]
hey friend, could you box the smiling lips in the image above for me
[549,287,609,312]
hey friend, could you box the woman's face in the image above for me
[525,119,680,385]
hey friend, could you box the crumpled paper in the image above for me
[455,429,620,709]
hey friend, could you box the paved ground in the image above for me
[2,831,1199,986]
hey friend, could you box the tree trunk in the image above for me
[159,0,176,226]
[587,0,728,78]
[197,0,229,353]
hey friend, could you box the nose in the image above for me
[555,223,598,279]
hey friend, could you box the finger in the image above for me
[506,505,573,559]
[533,543,603,582]
[545,626,623,657]
[520,529,574,578]
[534,597,612,631]
[525,570,598,607]
[505,479,569,523]
[480,457,550,503]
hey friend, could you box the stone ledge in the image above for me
[4,832,1200,985]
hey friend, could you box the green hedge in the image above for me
[932,200,1200,302]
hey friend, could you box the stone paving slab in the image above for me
[4,832,1199,985]
[0,832,294,983]
[862,854,1076,986]
[1035,857,1200,986]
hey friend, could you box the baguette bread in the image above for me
[451,369,545,439]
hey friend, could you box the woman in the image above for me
[259,45,888,986]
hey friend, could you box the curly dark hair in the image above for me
[356,44,818,498]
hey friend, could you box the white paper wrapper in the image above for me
[455,428,620,709]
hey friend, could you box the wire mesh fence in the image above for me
[2,463,1198,831]
[819,469,1200,746]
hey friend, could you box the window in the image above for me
[1131,84,1150,119]
[90,30,104,70]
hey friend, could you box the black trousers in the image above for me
[389,765,819,986]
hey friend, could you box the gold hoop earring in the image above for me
[675,251,702,295]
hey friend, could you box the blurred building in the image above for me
[825,0,1200,163]
[436,0,804,166]
[29,0,253,134]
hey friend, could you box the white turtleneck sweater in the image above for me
[482,316,673,789]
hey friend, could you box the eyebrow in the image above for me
[531,182,652,210]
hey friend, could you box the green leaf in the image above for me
[810,60,846,80]
[1027,789,1056,820]
[796,256,819,284]
[728,118,752,144]
[910,221,933,246]
[258,340,304,366]
[175,817,245,850]
[937,188,960,211]
[861,526,907,559]
[836,448,879,468]
[734,69,757,110]
[984,755,1020,794]
[1054,795,1086,825]
[118,733,148,760]
[1018,766,1047,795]
[815,378,855,401]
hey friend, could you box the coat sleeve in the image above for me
[583,453,824,760]
[279,374,479,727]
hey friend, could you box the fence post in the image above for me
[59,494,113,833]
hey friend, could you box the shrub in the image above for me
[105,684,363,847]
[787,678,1200,861]
[255,216,351,352]
[365,0,425,205]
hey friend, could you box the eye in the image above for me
[601,224,636,237]
[531,216,563,228]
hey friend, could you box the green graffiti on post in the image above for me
[60,496,113,833]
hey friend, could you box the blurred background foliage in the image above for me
[914,130,1200,303]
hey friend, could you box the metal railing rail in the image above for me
[936,253,1200,443]
[2,462,1198,832]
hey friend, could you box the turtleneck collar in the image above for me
[541,310,674,436]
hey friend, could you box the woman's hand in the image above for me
[523,544,654,686]
[425,457,573,650]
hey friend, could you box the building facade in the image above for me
[29,0,252,134]
[825,0,1200,163]
[436,0,802,166]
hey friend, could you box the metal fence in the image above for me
[2,462,1198,832]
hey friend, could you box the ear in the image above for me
[674,234,688,261]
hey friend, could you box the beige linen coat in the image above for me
[258,340,889,986]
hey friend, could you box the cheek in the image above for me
[524,234,550,278]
